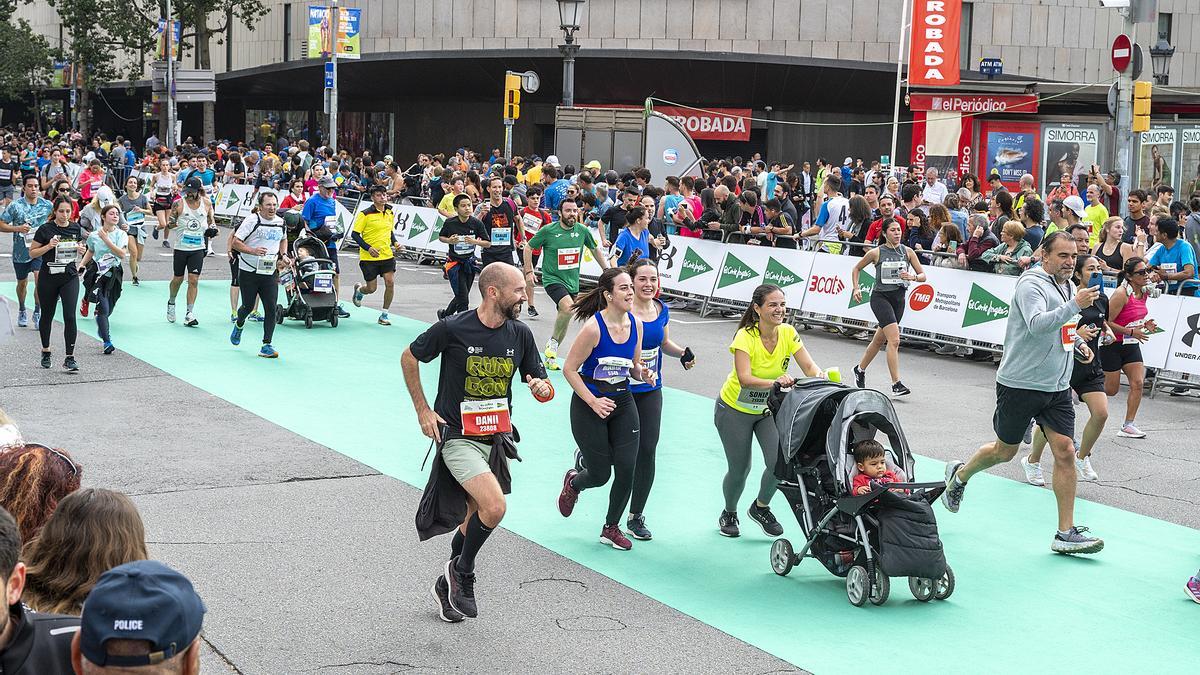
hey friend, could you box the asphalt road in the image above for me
[2,223,1197,673]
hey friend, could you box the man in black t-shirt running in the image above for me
[402,263,553,623]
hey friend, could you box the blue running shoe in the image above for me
[259,344,279,359]
[31,308,40,327]
[250,312,265,322]
[102,342,115,355]
[230,325,243,346]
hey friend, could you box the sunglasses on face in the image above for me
[1130,269,1149,276]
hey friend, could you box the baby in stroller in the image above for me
[851,440,904,495]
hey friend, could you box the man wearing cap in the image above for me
[71,560,204,675]
[0,506,77,673]
[301,175,351,318]
[1061,195,1088,233]
[351,185,403,325]
[583,160,602,179]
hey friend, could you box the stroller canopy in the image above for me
[772,380,914,485]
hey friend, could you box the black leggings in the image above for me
[569,392,640,526]
[630,389,663,515]
[37,273,79,355]
[236,270,278,344]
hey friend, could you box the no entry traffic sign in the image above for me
[1112,34,1132,73]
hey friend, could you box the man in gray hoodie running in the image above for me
[941,231,1106,554]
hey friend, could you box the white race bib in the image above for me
[557,246,581,270]
[522,213,543,236]
[641,347,661,376]
[256,253,278,275]
[96,253,118,275]
[54,241,78,265]
[591,356,633,383]
[736,387,771,412]
[881,260,905,282]
[460,399,512,436]
[1060,314,1081,352]
[490,227,512,246]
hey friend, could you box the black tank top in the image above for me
[1097,240,1123,271]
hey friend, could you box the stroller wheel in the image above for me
[846,565,869,607]
[934,565,955,600]
[329,311,338,327]
[869,568,890,606]
[908,576,935,602]
[770,538,794,576]
[304,314,314,329]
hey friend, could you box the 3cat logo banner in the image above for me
[909,0,962,86]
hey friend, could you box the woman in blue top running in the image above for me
[556,267,656,551]
[623,256,694,540]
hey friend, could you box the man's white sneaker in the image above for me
[545,338,559,360]
[1076,455,1099,481]
[167,303,176,323]
[184,311,198,327]
[1020,455,1045,486]
[1117,422,1146,439]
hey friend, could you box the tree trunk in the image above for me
[78,87,91,136]
[195,11,215,143]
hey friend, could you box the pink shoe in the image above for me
[557,470,579,517]
[1186,575,1200,604]
[600,524,632,550]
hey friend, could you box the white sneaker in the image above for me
[1076,455,1099,481]
[1020,455,1045,486]
[545,338,560,360]
[1117,422,1146,439]
[167,302,176,323]
[184,311,198,327]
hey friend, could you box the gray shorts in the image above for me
[0,186,15,200]
[441,437,501,484]
[128,225,147,245]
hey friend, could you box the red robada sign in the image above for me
[909,0,963,87]
[908,94,1039,114]
[589,104,752,141]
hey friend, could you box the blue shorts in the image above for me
[13,257,42,280]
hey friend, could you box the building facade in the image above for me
[14,0,1200,189]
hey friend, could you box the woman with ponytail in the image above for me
[1100,256,1155,439]
[620,256,695,540]
[715,284,826,538]
[556,267,656,551]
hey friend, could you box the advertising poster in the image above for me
[910,112,973,184]
[156,19,181,60]
[308,6,361,59]
[1179,128,1200,197]
[978,122,1039,192]
[1138,127,1177,191]
[1042,125,1099,195]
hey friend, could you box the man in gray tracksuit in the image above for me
[940,231,1106,555]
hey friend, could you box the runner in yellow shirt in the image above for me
[350,185,404,325]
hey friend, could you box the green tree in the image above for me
[47,0,122,134]
[0,20,54,103]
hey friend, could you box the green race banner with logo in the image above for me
[353,209,1200,372]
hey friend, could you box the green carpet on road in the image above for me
[6,281,1197,673]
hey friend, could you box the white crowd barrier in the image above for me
[346,200,1200,379]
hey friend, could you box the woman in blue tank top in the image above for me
[556,267,655,551]
[624,257,695,540]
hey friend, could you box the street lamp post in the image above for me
[1149,38,1176,85]
[556,0,585,107]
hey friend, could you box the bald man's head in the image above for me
[478,262,527,320]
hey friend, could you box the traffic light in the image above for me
[504,72,521,120]
[1132,80,1152,133]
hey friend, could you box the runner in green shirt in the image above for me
[523,199,608,370]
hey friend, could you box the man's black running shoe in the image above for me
[445,556,478,618]
[430,575,465,623]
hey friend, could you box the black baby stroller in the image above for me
[765,379,955,606]
[277,230,340,329]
